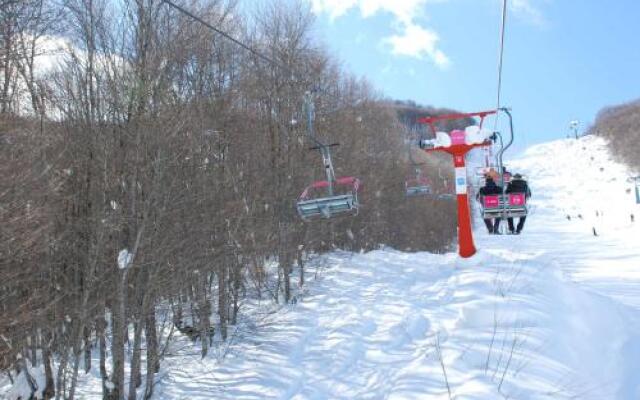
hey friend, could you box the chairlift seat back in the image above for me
[508,193,526,206]
[481,193,528,218]
[297,176,361,220]
[406,185,432,197]
[405,177,432,197]
[297,194,357,219]
[483,195,500,208]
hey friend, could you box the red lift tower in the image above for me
[418,110,497,258]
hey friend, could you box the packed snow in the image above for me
[2,135,639,399]
[151,135,640,399]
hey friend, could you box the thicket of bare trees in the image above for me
[1,0,457,398]
[589,99,640,171]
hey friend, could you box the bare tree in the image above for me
[0,1,460,399]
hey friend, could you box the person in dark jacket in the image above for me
[477,176,503,234]
[506,173,531,234]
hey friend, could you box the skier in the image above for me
[506,173,531,234]
[478,176,503,234]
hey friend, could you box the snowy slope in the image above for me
[3,136,640,399]
[511,136,640,309]
[146,135,639,399]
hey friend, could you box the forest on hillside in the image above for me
[0,0,462,398]
[590,99,640,172]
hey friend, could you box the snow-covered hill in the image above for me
[3,136,640,399]
[150,135,640,399]
[511,135,640,309]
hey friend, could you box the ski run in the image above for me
[3,135,640,399]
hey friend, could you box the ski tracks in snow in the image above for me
[157,244,640,399]
[153,136,640,400]
[154,248,583,399]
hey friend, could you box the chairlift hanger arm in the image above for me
[498,107,514,155]
[496,107,514,186]
[304,91,334,150]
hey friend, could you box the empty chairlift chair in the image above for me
[404,168,456,200]
[405,178,432,197]
[296,144,361,220]
[404,145,433,197]
[405,168,432,197]
[297,176,361,219]
[296,92,362,220]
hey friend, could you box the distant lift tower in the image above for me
[569,120,579,139]
[418,110,498,258]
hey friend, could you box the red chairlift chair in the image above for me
[296,144,361,220]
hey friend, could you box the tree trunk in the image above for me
[42,335,55,400]
[297,248,304,288]
[145,306,159,373]
[231,261,241,325]
[55,349,69,400]
[279,223,291,304]
[143,304,158,400]
[97,314,111,399]
[111,270,127,400]
[30,328,38,367]
[84,326,91,373]
[218,263,227,341]
[127,318,144,400]
[67,351,81,400]
[198,276,211,358]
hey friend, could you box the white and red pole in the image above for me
[418,111,497,258]
[451,149,477,258]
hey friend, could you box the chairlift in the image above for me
[403,144,455,200]
[297,183,360,219]
[296,147,361,220]
[404,144,433,197]
[417,109,527,219]
[474,109,530,221]
[405,172,432,197]
[405,172,455,200]
[296,92,362,220]
[434,167,455,200]
[407,165,456,200]
[405,174,458,202]
[404,124,463,200]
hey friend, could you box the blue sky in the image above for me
[306,0,640,151]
